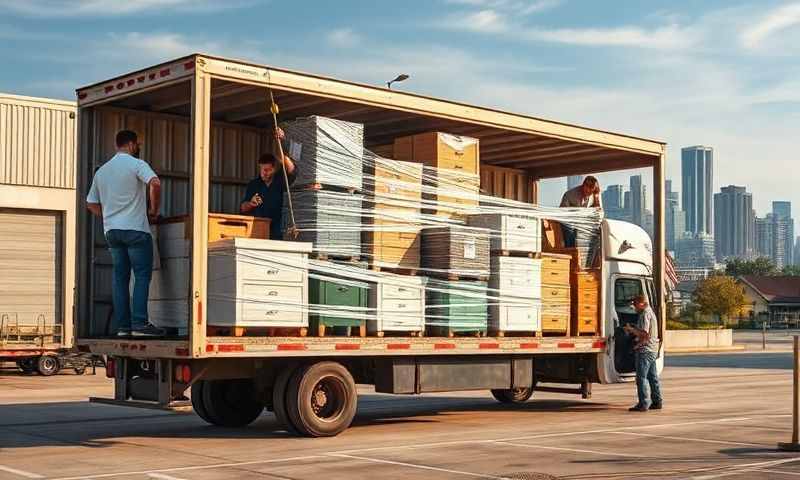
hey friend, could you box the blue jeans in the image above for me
[635,350,662,408]
[106,229,153,333]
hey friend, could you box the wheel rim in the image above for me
[40,357,57,373]
[309,375,347,423]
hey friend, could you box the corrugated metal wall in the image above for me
[480,165,535,203]
[0,96,76,189]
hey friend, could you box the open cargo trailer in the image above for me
[75,54,667,436]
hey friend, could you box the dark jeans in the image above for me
[561,224,577,248]
[635,350,663,408]
[106,229,153,333]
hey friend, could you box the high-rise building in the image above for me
[567,175,583,190]
[682,146,714,236]
[756,215,774,259]
[795,236,800,267]
[630,175,645,227]
[602,184,628,222]
[774,201,792,220]
[755,212,794,269]
[676,233,716,268]
[665,180,686,253]
[713,185,755,261]
[773,201,794,267]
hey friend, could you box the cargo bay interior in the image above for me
[77,59,665,344]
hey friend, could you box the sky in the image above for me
[1,0,798,215]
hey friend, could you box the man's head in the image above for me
[115,130,140,157]
[258,153,278,182]
[581,176,600,198]
[632,294,649,312]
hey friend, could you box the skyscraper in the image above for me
[630,175,645,227]
[567,175,583,190]
[713,186,754,261]
[773,201,794,267]
[666,180,686,253]
[774,201,792,220]
[756,215,774,259]
[602,184,629,222]
[682,146,714,236]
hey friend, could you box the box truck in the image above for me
[74,54,667,436]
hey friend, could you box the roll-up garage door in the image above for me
[0,209,63,336]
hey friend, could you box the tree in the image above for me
[782,265,800,276]
[725,257,777,277]
[692,275,747,323]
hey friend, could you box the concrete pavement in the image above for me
[0,353,797,479]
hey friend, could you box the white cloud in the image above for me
[455,9,509,33]
[523,24,698,49]
[327,28,361,48]
[0,0,254,17]
[444,0,561,15]
[741,2,800,49]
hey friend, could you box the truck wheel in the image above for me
[286,361,357,437]
[16,358,36,374]
[37,355,60,376]
[272,366,301,434]
[191,381,214,425]
[491,387,533,404]
[202,379,263,427]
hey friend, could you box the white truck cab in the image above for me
[598,219,665,384]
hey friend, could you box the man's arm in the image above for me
[148,177,161,222]
[86,202,102,217]
[272,127,296,175]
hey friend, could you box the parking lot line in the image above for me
[146,474,187,480]
[327,453,509,479]
[493,441,646,458]
[610,431,766,447]
[752,469,800,477]
[0,465,44,479]
[690,457,800,480]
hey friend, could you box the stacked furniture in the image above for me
[207,238,312,335]
[426,280,488,337]
[393,132,480,218]
[309,273,369,337]
[540,252,572,335]
[572,269,601,335]
[574,228,601,269]
[283,189,363,258]
[468,213,542,254]
[421,226,490,280]
[282,116,364,191]
[368,272,426,336]
[488,256,542,336]
[362,157,423,271]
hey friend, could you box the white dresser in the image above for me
[148,221,191,331]
[468,213,541,253]
[368,272,426,335]
[488,256,542,333]
[207,238,312,328]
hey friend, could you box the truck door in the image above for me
[611,276,646,376]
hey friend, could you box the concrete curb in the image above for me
[666,345,747,354]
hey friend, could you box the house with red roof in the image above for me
[737,276,800,327]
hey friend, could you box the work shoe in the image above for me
[628,405,649,412]
[116,329,131,337]
[650,403,663,410]
[131,324,166,337]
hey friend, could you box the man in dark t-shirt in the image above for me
[240,127,297,239]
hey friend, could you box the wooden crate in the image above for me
[366,157,423,205]
[426,280,488,336]
[208,213,270,242]
[488,257,542,335]
[309,277,368,336]
[393,132,480,217]
[368,272,426,335]
[572,269,600,335]
[540,252,571,335]
[468,213,542,253]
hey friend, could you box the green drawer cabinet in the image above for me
[309,278,368,336]
[426,280,488,337]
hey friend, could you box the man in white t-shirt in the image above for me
[86,130,163,337]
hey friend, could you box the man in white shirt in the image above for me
[86,130,163,337]
[624,294,663,412]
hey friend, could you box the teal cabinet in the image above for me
[309,278,368,334]
[426,280,488,335]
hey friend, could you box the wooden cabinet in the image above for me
[540,253,571,335]
[468,213,542,253]
[393,132,480,218]
[368,272,426,335]
[572,269,600,335]
[309,277,368,334]
[426,280,488,336]
[207,238,312,329]
[208,213,270,243]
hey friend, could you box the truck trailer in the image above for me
[74,54,667,437]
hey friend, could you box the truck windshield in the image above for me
[614,278,643,308]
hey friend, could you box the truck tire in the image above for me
[285,361,357,437]
[201,379,263,428]
[191,381,214,425]
[491,387,534,404]
[272,366,301,434]
[37,355,60,376]
[16,358,36,374]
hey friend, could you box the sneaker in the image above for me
[650,403,663,410]
[131,324,166,337]
[628,405,649,412]
[116,329,131,337]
